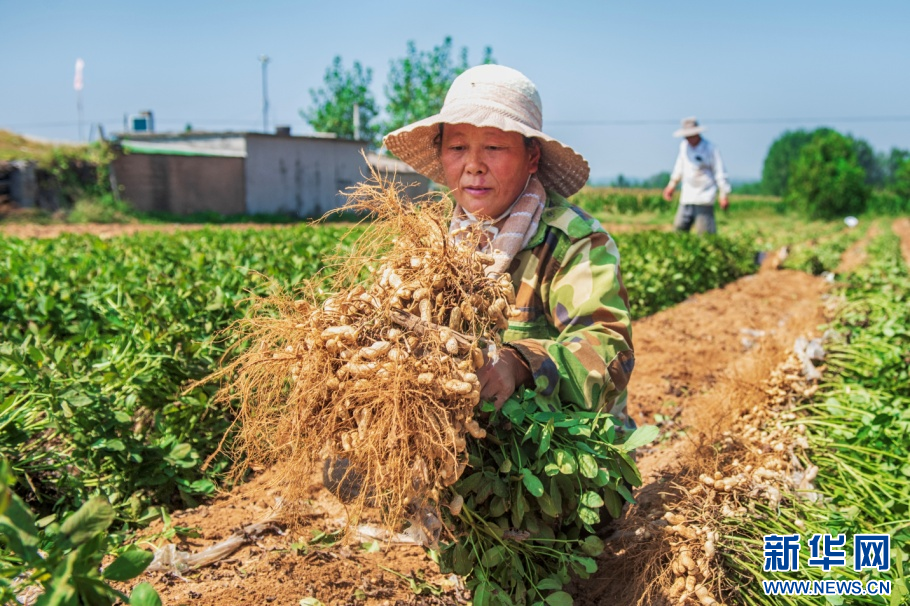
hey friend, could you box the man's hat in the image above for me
[673,116,706,138]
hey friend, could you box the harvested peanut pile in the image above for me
[588,352,821,606]
[208,175,516,535]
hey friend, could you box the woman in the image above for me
[384,65,634,428]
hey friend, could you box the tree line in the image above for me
[301,37,493,146]
[303,45,910,219]
[762,129,910,218]
[606,129,910,219]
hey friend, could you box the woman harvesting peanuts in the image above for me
[384,64,635,428]
[218,64,644,603]
[378,66,645,602]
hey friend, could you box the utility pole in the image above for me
[259,55,270,133]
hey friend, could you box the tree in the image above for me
[761,128,831,196]
[891,157,910,200]
[611,174,632,188]
[301,56,379,144]
[607,172,670,189]
[731,180,765,195]
[383,37,494,136]
[639,171,672,189]
[786,130,869,220]
[850,136,885,187]
[884,147,910,186]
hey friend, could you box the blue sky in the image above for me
[3,0,909,182]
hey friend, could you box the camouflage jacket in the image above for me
[502,192,635,424]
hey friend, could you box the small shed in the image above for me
[112,129,430,218]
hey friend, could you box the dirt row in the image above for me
[894,217,910,266]
[87,220,910,604]
[0,219,655,240]
[835,220,879,275]
[116,261,829,606]
[577,267,830,605]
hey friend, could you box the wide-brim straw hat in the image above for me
[383,64,590,198]
[673,116,706,138]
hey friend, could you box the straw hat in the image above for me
[673,116,706,138]
[383,64,589,198]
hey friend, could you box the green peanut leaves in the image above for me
[443,389,659,605]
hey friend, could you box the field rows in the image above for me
[0,226,753,520]
[2,215,906,605]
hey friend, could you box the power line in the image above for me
[549,116,910,126]
[4,118,267,129]
[8,115,910,132]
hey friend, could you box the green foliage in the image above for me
[0,129,65,163]
[0,215,763,532]
[810,231,910,538]
[0,225,358,520]
[867,189,910,216]
[805,232,910,602]
[762,128,906,201]
[615,231,757,317]
[42,142,117,202]
[0,218,768,605]
[761,129,824,196]
[852,136,886,187]
[301,56,379,144]
[607,172,671,189]
[723,232,910,604]
[572,189,674,215]
[891,157,910,201]
[639,172,672,189]
[730,180,765,195]
[383,37,494,136]
[786,130,870,220]
[781,221,869,275]
[0,457,160,605]
[66,194,134,224]
[0,134,138,223]
[883,148,910,186]
[439,390,657,604]
[572,189,785,218]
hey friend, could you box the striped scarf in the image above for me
[449,176,546,276]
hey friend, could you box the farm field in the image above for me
[2,207,908,605]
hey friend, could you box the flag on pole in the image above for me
[74,58,85,92]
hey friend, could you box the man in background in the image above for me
[662,117,731,234]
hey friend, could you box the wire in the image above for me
[8,115,910,133]
[549,116,910,126]
[4,119,267,129]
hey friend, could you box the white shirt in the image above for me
[670,138,731,205]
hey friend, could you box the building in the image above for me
[112,128,430,218]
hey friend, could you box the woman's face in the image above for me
[440,124,540,219]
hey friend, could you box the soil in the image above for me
[0,221,303,240]
[119,471,459,606]
[835,221,879,275]
[0,219,655,240]
[3,221,844,605]
[894,217,910,267]
[107,261,828,606]
[575,268,830,605]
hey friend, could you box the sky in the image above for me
[3,0,909,183]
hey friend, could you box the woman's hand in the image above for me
[477,347,532,409]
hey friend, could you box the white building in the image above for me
[113,128,430,218]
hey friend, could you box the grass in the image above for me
[0,129,83,164]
